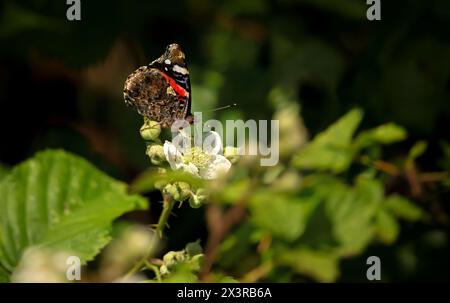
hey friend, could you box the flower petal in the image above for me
[202,131,223,155]
[199,155,231,180]
[163,141,182,169]
[171,129,192,153]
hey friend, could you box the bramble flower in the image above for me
[163,131,232,180]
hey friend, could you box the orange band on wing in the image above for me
[160,72,188,98]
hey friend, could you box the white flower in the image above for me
[163,131,232,180]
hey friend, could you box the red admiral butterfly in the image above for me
[123,43,193,128]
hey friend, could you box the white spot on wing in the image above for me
[173,64,189,75]
[164,59,171,65]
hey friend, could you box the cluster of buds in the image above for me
[140,118,237,209]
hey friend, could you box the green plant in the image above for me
[0,108,428,282]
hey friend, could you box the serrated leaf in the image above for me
[249,190,319,242]
[0,150,147,279]
[384,195,423,221]
[291,109,363,173]
[326,178,383,255]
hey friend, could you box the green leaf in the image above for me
[0,263,8,282]
[278,246,339,282]
[375,209,400,244]
[291,109,363,173]
[249,190,319,242]
[0,150,147,278]
[355,123,407,148]
[326,178,383,255]
[185,240,203,257]
[384,195,423,221]
[215,178,252,204]
[0,164,8,182]
[408,141,428,162]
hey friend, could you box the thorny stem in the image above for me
[156,194,175,238]
[121,257,163,283]
[144,260,162,282]
[121,258,146,282]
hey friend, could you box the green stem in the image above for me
[156,194,175,238]
[144,260,162,282]
[121,258,146,282]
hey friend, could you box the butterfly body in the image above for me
[124,44,193,128]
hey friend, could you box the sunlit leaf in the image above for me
[291,109,363,173]
[355,123,407,148]
[0,150,147,280]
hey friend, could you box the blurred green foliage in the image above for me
[0,0,449,282]
[205,107,424,282]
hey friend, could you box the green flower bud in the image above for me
[162,251,177,267]
[224,146,240,164]
[163,182,191,202]
[140,119,161,141]
[189,188,208,208]
[160,264,169,275]
[174,182,191,202]
[146,144,165,165]
[162,183,177,197]
[163,250,186,267]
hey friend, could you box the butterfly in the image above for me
[123,43,194,128]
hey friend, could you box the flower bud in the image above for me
[160,264,169,275]
[189,188,208,208]
[163,182,191,202]
[163,250,186,267]
[174,182,191,202]
[146,144,165,165]
[140,119,161,141]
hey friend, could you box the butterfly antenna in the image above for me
[203,103,238,113]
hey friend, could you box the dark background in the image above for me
[0,0,449,281]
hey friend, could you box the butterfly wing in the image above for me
[123,44,193,128]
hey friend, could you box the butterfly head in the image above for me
[162,43,186,66]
